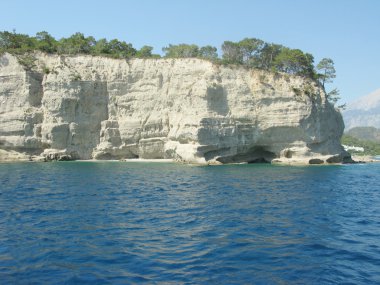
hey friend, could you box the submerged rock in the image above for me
[0,52,349,164]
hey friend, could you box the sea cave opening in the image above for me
[246,146,276,163]
[215,146,276,164]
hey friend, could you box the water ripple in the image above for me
[0,162,380,284]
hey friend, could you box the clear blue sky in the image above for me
[1,0,379,103]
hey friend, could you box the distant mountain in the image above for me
[346,126,380,143]
[343,88,380,130]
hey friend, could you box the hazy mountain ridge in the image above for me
[345,127,380,143]
[343,88,380,130]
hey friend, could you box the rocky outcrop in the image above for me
[0,52,350,164]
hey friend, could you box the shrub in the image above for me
[42,65,50,74]
[17,54,36,70]
[292,87,302,97]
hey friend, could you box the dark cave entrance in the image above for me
[246,146,276,163]
[215,146,276,164]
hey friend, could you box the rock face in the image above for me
[0,52,349,164]
[343,88,380,130]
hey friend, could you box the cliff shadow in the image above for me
[0,55,9,67]
[206,85,229,116]
[76,80,109,143]
[27,71,44,107]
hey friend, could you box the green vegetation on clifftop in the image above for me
[0,30,340,104]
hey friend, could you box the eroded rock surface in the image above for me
[0,52,349,164]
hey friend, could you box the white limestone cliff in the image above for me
[0,52,350,164]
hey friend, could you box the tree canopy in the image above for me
[315,58,339,106]
[0,31,159,59]
[316,58,336,87]
[0,30,339,92]
[162,44,218,60]
[221,38,315,78]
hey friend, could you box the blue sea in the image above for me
[0,162,379,284]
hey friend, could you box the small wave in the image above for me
[1,162,380,284]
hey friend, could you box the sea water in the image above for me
[0,162,379,284]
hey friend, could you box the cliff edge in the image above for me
[0,52,350,164]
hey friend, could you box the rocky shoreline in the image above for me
[1,148,374,166]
